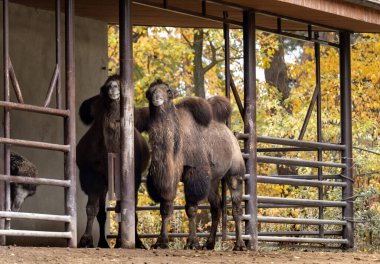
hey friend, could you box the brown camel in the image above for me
[76,75,150,248]
[10,152,38,212]
[145,79,246,251]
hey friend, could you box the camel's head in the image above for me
[146,79,178,108]
[101,75,121,102]
[11,183,36,212]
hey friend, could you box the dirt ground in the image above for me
[1,247,380,264]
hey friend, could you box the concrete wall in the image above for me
[0,3,108,246]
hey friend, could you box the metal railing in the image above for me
[0,0,76,247]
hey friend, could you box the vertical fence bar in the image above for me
[3,0,11,240]
[339,31,353,249]
[0,180,3,246]
[222,11,230,241]
[64,0,77,248]
[243,9,257,251]
[119,0,135,249]
[315,41,324,238]
[0,0,9,246]
[56,0,62,109]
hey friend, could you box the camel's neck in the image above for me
[149,104,182,178]
[104,100,120,122]
[102,100,120,153]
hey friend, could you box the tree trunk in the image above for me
[264,37,297,177]
[193,29,206,98]
[264,37,291,113]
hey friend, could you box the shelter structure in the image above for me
[1,0,380,249]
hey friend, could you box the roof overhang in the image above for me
[9,0,380,32]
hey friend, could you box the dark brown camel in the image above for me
[76,75,150,248]
[10,152,38,212]
[145,80,246,251]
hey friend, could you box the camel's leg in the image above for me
[78,193,99,248]
[135,211,146,249]
[114,200,122,248]
[152,200,173,249]
[226,175,246,251]
[184,201,201,250]
[134,176,146,249]
[97,189,109,248]
[204,181,221,250]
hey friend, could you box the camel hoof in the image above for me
[151,242,169,249]
[184,239,201,250]
[202,241,215,250]
[136,238,147,249]
[78,235,94,248]
[114,238,121,248]
[233,241,247,251]
[97,239,110,248]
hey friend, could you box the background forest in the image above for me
[107,26,380,251]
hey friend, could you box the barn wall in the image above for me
[0,3,108,246]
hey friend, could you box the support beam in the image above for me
[340,31,354,249]
[55,0,62,109]
[120,0,135,249]
[2,0,11,245]
[243,9,257,251]
[221,12,230,241]
[64,0,77,248]
[315,40,324,238]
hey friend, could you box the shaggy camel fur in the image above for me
[145,80,246,250]
[10,152,38,212]
[76,75,150,248]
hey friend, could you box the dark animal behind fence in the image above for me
[76,75,150,248]
[10,152,38,212]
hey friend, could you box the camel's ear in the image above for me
[146,89,152,101]
[100,84,107,96]
[169,88,179,99]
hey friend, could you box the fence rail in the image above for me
[0,174,71,187]
[0,211,71,222]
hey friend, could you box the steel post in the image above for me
[56,0,62,109]
[243,9,257,251]
[64,0,77,248]
[221,11,230,241]
[3,0,11,243]
[119,0,135,249]
[315,41,324,238]
[339,31,354,249]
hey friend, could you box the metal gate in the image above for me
[0,0,77,247]
[108,0,354,250]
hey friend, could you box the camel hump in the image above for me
[79,95,99,125]
[10,152,38,178]
[207,96,232,123]
[176,97,212,127]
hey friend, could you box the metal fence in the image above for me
[0,0,77,247]
[108,0,354,249]
[0,0,354,249]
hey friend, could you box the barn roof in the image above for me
[10,0,380,32]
